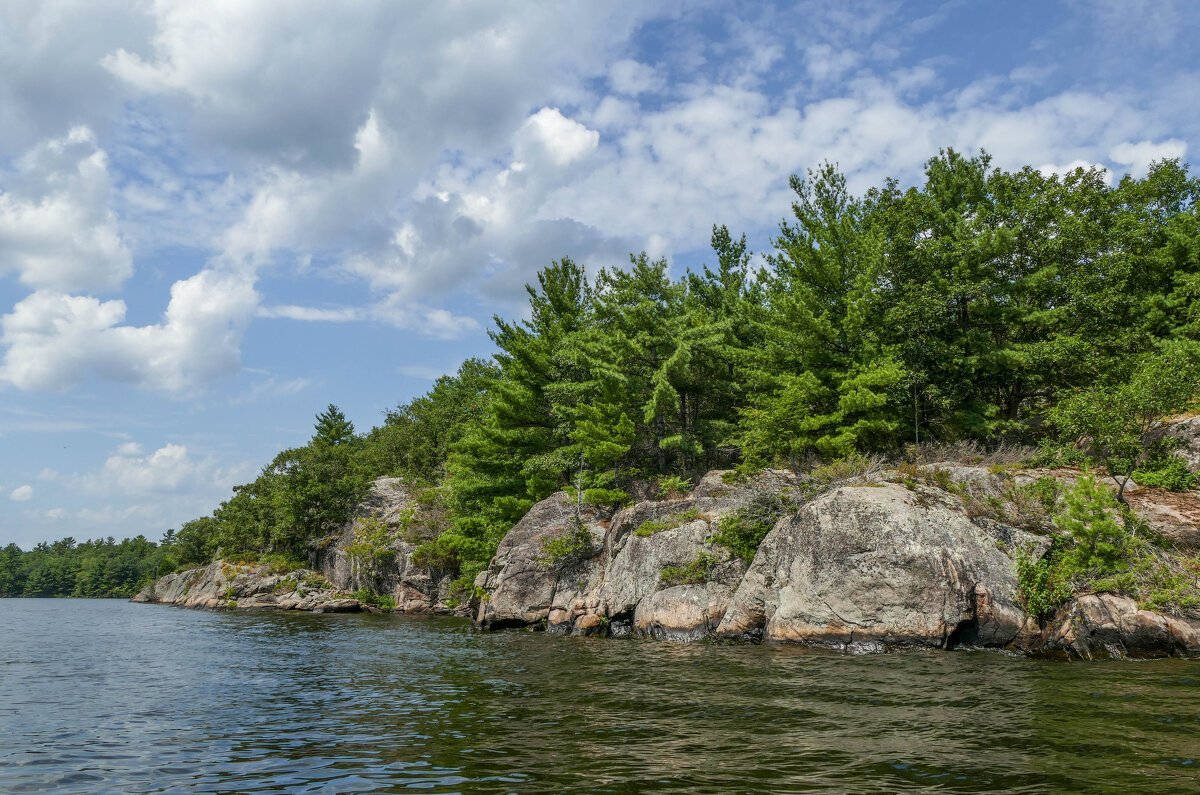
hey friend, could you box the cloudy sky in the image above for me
[1,0,1197,548]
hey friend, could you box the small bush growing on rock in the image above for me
[411,535,459,572]
[655,475,693,499]
[351,587,395,608]
[1015,541,1073,619]
[660,552,718,587]
[1012,475,1200,619]
[1132,446,1198,492]
[346,514,398,575]
[303,574,332,590]
[634,508,702,537]
[536,522,596,570]
[710,493,786,562]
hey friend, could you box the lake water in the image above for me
[1,600,1198,793]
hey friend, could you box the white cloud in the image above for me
[1109,138,1188,177]
[609,59,664,96]
[516,108,600,168]
[10,484,33,501]
[0,127,132,292]
[0,269,258,392]
[76,441,249,499]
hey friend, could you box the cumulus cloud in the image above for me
[0,127,132,292]
[76,440,248,498]
[0,269,258,391]
[10,484,33,501]
[1109,138,1188,177]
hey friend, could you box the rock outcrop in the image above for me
[1030,593,1200,659]
[713,483,1041,650]
[472,466,1200,659]
[474,470,793,639]
[133,476,461,614]
[130,559,363,612]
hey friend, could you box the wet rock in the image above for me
[634,583,736,641]
[1032,593,1200,659]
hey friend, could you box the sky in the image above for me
[0,0,1197,548]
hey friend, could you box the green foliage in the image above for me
[410,535,459,572]
[1054,475,1132,576]
[1132,444,1199,491]
[344,514,397,574]
[536,522,596,570]
[152,153,1200,604]
[1012,476,1200,619]
[634,508,701,538]
[1048,343,1200,498]
[1015,541,1073,619]
[0,534,176,598]
[656,475,693,499]
[660,552,718,587]
[710,493,787,562]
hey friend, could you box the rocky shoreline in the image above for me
[134,426,1200,661]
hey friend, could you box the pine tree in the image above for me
[741,163,903,469]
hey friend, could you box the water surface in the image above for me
[1,599,1197,793]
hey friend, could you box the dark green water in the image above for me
[1,600,1198,793]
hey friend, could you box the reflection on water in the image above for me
[1,599,1197,793]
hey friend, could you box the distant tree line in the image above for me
[0,536,172,598]
[11,150,1200,597]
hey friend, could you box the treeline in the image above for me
[0,536,171,598]
[133,151,1200,592]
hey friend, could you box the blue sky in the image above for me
[1,0,1197,548]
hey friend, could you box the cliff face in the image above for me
[471,466,1200,660]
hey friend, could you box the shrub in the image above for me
[303,574,332,590]
[411,535,458,572]
[656,475,693,499]
[1055,475,1130,577]
[710,493,786,562]
[1015,541,1072,619]
[634,508,701,538]
[660,552,717,587]
[537,522,596,570]
[345,514,397,575]
[379,594,396,610]
[1133,456,1198,492]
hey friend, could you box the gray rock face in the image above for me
[1148,416,1200,472]
[714,483,1040,650]
[473,492,606,629]
[1032,593,1200,659]
[474,471,787,639]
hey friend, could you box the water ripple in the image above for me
[1,600,1198,793]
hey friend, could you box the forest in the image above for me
[6,149,1199,598]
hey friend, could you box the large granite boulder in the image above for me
[473,492,605,629]
[714,483,1040,650]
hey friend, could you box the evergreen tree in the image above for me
[741,163,903,469]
